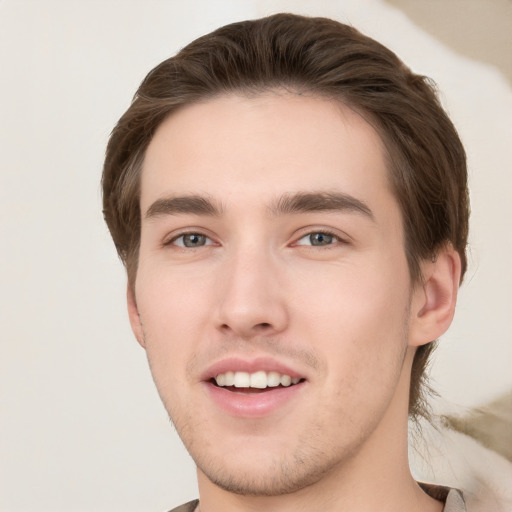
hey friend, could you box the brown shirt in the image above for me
[420,483,467,511]
[167,486,467,512]
[167,501,198,512]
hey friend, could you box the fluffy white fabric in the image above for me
[410,415,512,511]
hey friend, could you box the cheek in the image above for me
[296,254,410,332]
[294,257,411,388]
[135,267,214,384]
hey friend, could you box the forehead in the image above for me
[141,92,393,216]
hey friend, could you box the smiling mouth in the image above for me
[211,370,306,393]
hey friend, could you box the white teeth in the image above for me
[224,371,235,386]
[214,370,302,389]
[280,374,292,387]
[250,371,267,389]
[233,371,250,388]
[267,371,281,387]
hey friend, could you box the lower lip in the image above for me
[203,381,306,418]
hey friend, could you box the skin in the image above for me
[128,92,460,512]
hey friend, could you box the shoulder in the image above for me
[413,416,512,512]
[443,488,466,512]
[167,499,199,512]
[420,483,466,511]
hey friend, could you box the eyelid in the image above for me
[291,227,350,247]
[160,226,350,248]
[162,228,218,248]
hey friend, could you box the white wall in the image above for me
[1,1,510,510]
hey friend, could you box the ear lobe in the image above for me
[409,245,462,347]
[127,285,146,348]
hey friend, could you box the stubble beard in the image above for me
[173,410,366,497]
[145,305,412,498]
[172,346,410,496]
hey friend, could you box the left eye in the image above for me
[295,232,338,247]
[171,233,213,248]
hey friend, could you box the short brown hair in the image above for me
[102,13,469,419]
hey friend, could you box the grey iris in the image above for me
[183,234,206,247]
[310,233,333,246]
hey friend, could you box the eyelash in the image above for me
[164,228,347,250]
[292,229,347,248]
[164,231,216,249]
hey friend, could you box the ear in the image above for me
[127,285,146,349]
[409,244,462,347]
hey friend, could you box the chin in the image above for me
[192,432,360,497]
[198,457,329,496]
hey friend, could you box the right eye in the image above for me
[295,232,337,247]
[170,233,214,248]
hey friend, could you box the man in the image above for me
[102,13,469,512]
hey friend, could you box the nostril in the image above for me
[217,318,283,337]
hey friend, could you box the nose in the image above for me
[214,246,289,339]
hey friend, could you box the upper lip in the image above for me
[200,356,307,382]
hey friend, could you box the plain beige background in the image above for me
[1,1,511,510]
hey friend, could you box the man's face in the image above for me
[131,92,419,495]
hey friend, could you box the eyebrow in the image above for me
[144,191,374,221]
[270,192,374,220]
[145,195,223,219]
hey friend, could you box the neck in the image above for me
[196,348,443,512]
